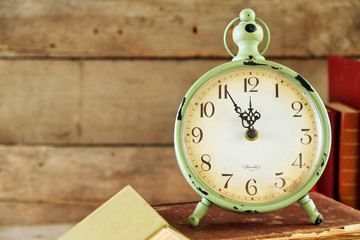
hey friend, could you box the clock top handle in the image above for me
[224,9,270,61]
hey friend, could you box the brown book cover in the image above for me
[326,102,360,209]
[155,192,360,239]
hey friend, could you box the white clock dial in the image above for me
[183,69,323,203]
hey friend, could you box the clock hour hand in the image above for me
[242,97,261,128]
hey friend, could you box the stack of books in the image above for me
[316,55,360,209]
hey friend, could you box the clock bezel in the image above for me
[174,59,331,214]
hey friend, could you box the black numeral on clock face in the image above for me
[291,101,303,117]
[244,77,259,92]
[292,153,304,168]
[245,179,258,196]
[200,102,215,118]
[218,84,229,99]
[300,129,312,145]
[222,174,233,188]
[275,172,286,189]
[275,83,279,98]
[191,127,203,144]
[200,154,211,171]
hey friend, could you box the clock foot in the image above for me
[188,197,212,227]
[298,194,323,225]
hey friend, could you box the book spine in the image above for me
[338,112,360,209]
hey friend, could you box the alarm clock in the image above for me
[174,9,331,227]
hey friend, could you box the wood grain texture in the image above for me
[0,0,359,58]
[0,202,97,226]
[0,58,327,144]
[0,223,74,240]
[0,145,199,225]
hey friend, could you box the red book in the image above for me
[316,108,339,199]
[327,102,360,209]
[328,55,360,109]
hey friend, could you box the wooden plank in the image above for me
[0,60,80,144]
[0,145,198,203]
[0,202,96,226]
[0,58,327,144]
[0,0,359,58]
[0,223,73,240]
[0,145,199,225]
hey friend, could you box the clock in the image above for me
[174,9,331,227]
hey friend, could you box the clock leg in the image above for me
[188,197,212,227]
[297,194,323,225]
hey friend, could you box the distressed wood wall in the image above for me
[0,0,359,225]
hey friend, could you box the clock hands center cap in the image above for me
[245,127,259,141]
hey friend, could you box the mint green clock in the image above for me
[174,9,331,227]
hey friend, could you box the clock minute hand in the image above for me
[226,89,242,115]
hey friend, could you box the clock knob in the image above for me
[240,8,255,22]
[224,9,270,61]
[232,9,264,61]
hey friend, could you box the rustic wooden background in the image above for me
[0,0,359,226]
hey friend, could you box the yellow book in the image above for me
[58,185,188,240]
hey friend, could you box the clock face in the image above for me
[182,68,324,204]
